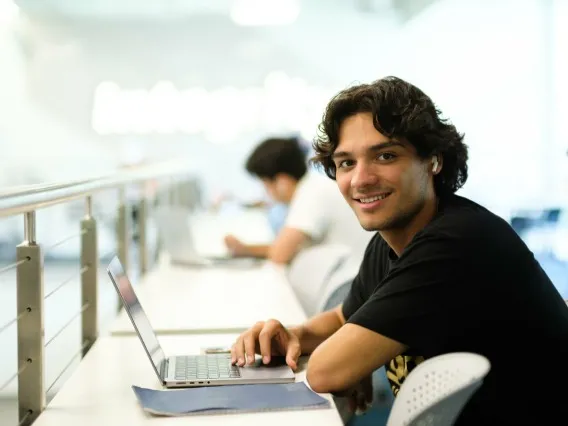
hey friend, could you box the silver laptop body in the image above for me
[106,256,295,388]
[153,207,259,267]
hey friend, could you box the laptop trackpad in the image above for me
[239,357,295,380]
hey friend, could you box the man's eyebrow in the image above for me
[332,141,406,160]
[368,141,406,151]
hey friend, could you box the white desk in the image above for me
[110,262,306,336]
[33,335,343,426]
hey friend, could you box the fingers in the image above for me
[362,375,373,404]
[347,390,369,416]
[354,390,369,415]
[243,334,257,365]
[231,320,299,369]
[232,321,264,366]
[346,377,374,416]
[230,336,245,366]
[285,339,301,370]
[224,235,236,249]
[347,391,357,413]
[224,236,246,257]
[258,319,283,364]
[356,391,373,415]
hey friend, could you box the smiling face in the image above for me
[333,112,437,232]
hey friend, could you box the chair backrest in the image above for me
[287,243,351,316]
[316,255,362,313]
[387,352,491,426]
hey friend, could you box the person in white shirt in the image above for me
[224,137,372,264]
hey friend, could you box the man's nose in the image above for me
[351,162,378,190]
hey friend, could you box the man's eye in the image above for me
[378,153,396,161]
[338,160,353,168]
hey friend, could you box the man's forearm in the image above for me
[290,306,345,355]
[242,244,270,258]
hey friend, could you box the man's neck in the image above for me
[379,196,439,257]
[283,178,300,204]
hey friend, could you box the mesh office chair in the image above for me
[317,255,361,314]
[321,259,395,426]
[387,352,490,426]
[287,243,351,316]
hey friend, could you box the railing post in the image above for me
[169,179,178,206]
[17,211,45,426]
[81,196,98,356]
[116,187,129,271]
[116,188,129,312]
[138,195,148,276]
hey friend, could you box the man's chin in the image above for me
[358,217,386,232]
[357,210,402,231]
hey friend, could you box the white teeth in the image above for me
[360,194,388,203]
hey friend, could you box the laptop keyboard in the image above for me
[174,354,241,380]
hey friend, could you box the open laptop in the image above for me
[153,207,260,267]
[106,256,295,388]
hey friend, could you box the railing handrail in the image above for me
[0,158,198,426]
[0,159,192,218]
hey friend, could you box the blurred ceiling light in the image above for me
[230,0,300,26]
[91,74,337,138]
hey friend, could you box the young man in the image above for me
[230,77,568,425]
[224,136,372,264]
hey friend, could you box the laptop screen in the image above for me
[107,256,166,379]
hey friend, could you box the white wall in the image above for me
[0,19,116,187]
[285,0,566,214]
[384,0,567,214]
[552,0,568,194]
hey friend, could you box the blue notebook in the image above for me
[132,382,330,416]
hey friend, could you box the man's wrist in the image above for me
[289,325,305,341]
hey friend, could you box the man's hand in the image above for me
[224,234,248,256]
[335,375,373,415]
[231,319,302,370]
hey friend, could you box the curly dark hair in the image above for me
[311,76,468,195]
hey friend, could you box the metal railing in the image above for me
[0,160,202,426]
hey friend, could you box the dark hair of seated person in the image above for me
[245,137,307,181]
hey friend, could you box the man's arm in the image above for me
[306,324,406,393]
[240,244,271,258]
[267,227,308,264]
[225,227,308,264]
[305,231,479,394]
[289,304,346,354]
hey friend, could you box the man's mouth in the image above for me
[355,193,392,203]
[353,192,392,210]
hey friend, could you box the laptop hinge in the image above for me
[160,359,169,381]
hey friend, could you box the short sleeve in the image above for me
[342,234,382,320]
[285,178,329,240]
[341,273,365,320]
[347,232,483,354]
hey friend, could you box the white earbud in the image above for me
[432,156,438,173]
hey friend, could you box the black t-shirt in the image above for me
[342,194,568,425]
